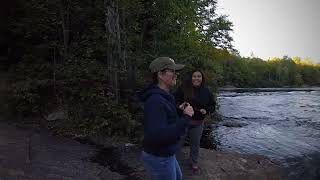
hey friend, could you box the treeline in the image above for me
[220,56,320,88]
[2,0,320,139]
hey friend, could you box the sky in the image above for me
[216,0,320,63]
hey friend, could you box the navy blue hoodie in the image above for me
[140,84,191,157]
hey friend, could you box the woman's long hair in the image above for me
[182,69,206,102]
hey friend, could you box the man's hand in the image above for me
[183,104,194,117]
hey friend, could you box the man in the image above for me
[140,57,194,180]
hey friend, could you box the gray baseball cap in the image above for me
[149,57,185,73]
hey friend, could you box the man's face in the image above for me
[160,69,178,87]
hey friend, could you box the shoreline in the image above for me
[218,87,320,93]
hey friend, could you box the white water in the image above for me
[216,90,320,179]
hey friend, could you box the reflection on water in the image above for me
[216,90,320,179]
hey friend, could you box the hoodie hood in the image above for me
[139,84,174,103]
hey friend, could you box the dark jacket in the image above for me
[174,85,215,121]
[140,84,191,157]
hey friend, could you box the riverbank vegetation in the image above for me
[2,0,320,140]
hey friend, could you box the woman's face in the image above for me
[192,71,203,87]
[159,69,178,87]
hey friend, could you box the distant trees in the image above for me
[218,55,320,88]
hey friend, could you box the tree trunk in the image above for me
[59,0,70,60]
[105,0,121,103]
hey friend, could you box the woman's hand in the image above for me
[179,102,189,110]
[200,109,207,115]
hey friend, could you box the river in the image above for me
[216,89,320,179]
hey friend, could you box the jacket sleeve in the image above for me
[205,88,216,113]
[144,97,191,146]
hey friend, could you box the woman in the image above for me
[140,57,194,180]
[174,69,216,173]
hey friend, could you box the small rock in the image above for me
[240,158,248,163]
[46,111,66,121]
[125,143,135,147]
[221,120,248,127]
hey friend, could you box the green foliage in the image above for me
[5,0,320,141]
[57,84,141,139]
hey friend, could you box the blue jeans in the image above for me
[142,151,182,180]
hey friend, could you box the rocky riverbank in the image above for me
[0,122,283,179]
[218,87,320,93]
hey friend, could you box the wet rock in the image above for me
[91,145,147,180]
[221,120,248,127]
[45,110,66,121]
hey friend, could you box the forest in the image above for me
[2,0,320,140]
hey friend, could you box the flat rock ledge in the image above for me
[0,122,283,180]
[102,145,283,180]
[178,148,283,180]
